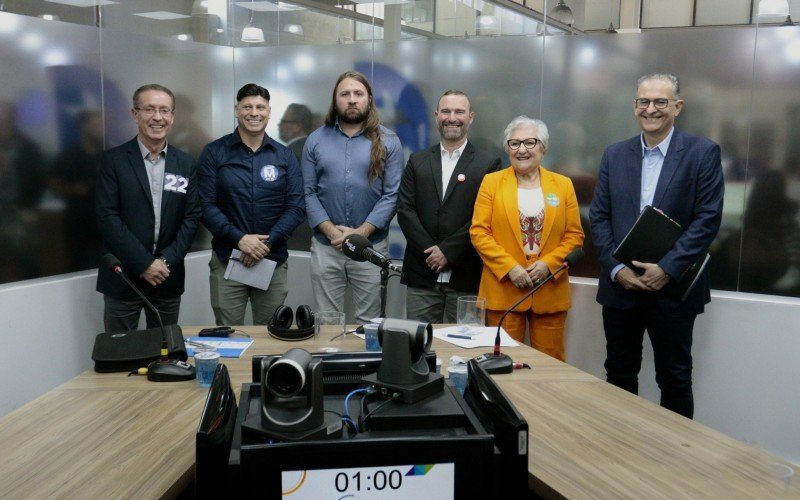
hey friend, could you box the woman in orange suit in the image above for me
[470,116,584,361]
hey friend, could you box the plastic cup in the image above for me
[195,351,220,388]
[456,296,486,333]
[316,311,346,350]
[363,323,381,351]
[447,365,468,395]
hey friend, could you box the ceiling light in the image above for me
[476,15,496,27]
[133,11,191,21]
[242,25,264,42]
[40,14,60,21]
[758,0,790,17]
[45,0,118,6]
[216,27,225,33]
[175,33,193,41]
[283,23,303,35]
[549,0,574,26]
[241,0,264,43]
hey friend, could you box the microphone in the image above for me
[476,248,584,374]
[342,234,401,272]
[101,253,195,382]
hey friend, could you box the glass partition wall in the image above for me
[0,2,799,299]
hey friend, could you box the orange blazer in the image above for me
[470,166,584,313]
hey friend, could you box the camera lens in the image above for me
[266,360,304,397]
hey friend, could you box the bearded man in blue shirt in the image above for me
[198,84,305,326]
[302,71,404,323]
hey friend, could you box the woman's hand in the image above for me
[526,260,550,284]
[508,264,533,289]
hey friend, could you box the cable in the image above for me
[324,409,357,433]
[360,393,400,432]
[344,388,371,423]
[232,329,251,338]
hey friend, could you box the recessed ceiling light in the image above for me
[40,14,60,21]
[133,11,191,21]
[235,1,303,12]
[45,0,118,6]
[175,33,193,41]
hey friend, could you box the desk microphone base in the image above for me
[147,359,196,382]
[475,352,513,374]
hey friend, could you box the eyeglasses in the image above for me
[507,138,541,150]
[135,107,173,117]
[633,98,678,109]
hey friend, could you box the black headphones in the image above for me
[267,305,315,341]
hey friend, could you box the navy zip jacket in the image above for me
[198,129,305,266]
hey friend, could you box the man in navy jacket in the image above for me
[96,84,200,332]
[198,84,304,326]
[589,73,724,419]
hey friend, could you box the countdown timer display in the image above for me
[282,463,454,498]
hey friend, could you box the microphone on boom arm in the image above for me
[475,248,584,374]
[100,253,195,382]
[342,233,401,273]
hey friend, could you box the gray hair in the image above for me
[503,115,549,152]
[636,73,680,98]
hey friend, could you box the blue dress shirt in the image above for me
[302,123,404,244]
[611,127,674,280]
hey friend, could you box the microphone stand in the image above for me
[476,262,572,374]
[380,267,389,318]
[110,263,195,382]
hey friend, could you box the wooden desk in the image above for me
[0,328,796,499]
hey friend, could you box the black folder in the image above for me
[613,205,709,301]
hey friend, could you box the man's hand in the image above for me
[424,245,449,273]
[240,253,258,268]
[631,260,671,290]
[332,225,362,251]
[526,260,550,284]
[140,258,170,286]
[238,234,269,260]
[508,264,533,289]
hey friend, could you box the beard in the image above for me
[437,120,469,142]
[337,105,369,125]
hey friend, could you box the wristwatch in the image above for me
[158,256,170,269]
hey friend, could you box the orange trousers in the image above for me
[486,309,568,361]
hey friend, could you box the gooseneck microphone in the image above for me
[476,248,585,374]
[101,253,195,382]
[342,234,401,272]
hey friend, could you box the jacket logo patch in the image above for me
[546,193,560,207]
[163,174,188,194]
[261,165,278,182]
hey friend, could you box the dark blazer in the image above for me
[96,137,200,299]
[398,141,501,292]
[589,129,724,315]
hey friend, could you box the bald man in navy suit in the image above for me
[589,73,724,419]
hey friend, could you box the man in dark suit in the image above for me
[96,84,200,332]
[278,103,313,161]
[398,90,501,323]
[589,73,724,419]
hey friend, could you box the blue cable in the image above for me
[344,388,370,422]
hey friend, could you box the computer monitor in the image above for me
[463,359,529,495]
[195,364,238,496]
[239,434,495,498]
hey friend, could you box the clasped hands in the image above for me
[616,261,670,291]
[238,234,270,268]
[508,261,551,289]
[140,258,170,286]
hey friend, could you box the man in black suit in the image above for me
[398,90,501,323]
[278,103,313,161]
[96,84,200,332]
